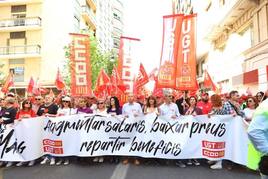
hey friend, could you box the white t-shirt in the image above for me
[122,102,143,117]
[94,109,108,116]
[57,108,77,116]
[243,108,255,120]
[159,102,180,118]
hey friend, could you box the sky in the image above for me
[121,0,172,73]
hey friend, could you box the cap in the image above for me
[7,92,15,97]
[62,96,71,101]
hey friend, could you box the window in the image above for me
[219,0,225,7]
[10,31,25,39]
[9,59,25,82]
[11,5,26,13]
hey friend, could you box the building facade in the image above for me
[0,0,96,95]
[196,0,268,94]
[95,0,123,54]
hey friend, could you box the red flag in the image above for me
[27,77,35,94]
[55,68,65,90]
[95,69,112,97]
[1,73,14,93]
[175,14,198,91]
[111,67,126,92]
[135,63,149,89]
[148,68,158,81]
[204,70,217,91]
[157,14,184,89]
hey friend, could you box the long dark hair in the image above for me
[146,95,157,108]
[107,96,121,115]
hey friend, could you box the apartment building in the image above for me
[0,0,96,95]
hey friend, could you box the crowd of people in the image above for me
[0,89,267,171]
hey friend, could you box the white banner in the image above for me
[0,114,249,165]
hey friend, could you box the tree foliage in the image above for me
[63,31,117,90]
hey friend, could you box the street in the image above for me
[1,160,259,179]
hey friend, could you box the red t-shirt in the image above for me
[196,101,212,114]
[16,109,36,120]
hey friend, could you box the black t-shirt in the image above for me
[37,103,58,116]
[1,107,17,124]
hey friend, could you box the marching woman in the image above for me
[15,100,36,167]
[107,96,122,163]
[243,96,258,123]
[183,96,202,166]
[207,94,226,169]
[76,97,93,114]
[143,95,160,115]
[55,96,76,165]
[93,98,108,163]
[107,96,122,116]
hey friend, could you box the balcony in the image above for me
[0,17,42,32]
[81,5,96,30]
[0,45,41,59]
[204,0,257,41]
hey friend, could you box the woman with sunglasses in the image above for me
[93,99,108,163]
[15,100,36,167]
[243,96,258,123]
[55,96,76,166]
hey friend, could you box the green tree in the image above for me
[63,31,117,90]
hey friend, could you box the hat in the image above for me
[7,92,15,97]
[62,96,71,102]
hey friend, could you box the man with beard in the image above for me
[197,92,211,114]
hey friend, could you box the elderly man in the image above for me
[121,93,143,165]
[122,93,143,118]
[159,92,186,168]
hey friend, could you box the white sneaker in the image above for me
[210,161,222,169]
[193,159,200,166]
[186,160,193,165]
[50,158,55,165]
[93,157,98,162]
[63,159,69,165]
[98,157,104,163]
[40,157,49,165]
[56,160,62,166]
[16,162,24,167]
[28,160,35,167]
[207,160,216,165]
[6,162,13,168]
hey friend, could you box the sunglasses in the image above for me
[247,100,253,103]
[25,102,31,104]
[62,101,70,103]
[35,98,41,100]
[98,102,104,105]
